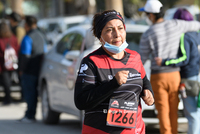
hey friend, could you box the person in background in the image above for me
[155,8,200,134]
[0,21,19,105]
[139,0,200,134]
[8,12,25,45]
[18,16,46,123]
[74,9,154,134]
[8,12,26,101]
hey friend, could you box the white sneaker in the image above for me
[17,117,36,123]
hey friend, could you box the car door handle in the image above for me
[62,69,68,74]
[48,65,53,70]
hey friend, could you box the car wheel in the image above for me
[41,84,60,124]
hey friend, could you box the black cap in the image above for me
[8,12,21,22]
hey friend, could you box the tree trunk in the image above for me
[10,0,23,15]
[87,0,96,15]
[105,0,124,17]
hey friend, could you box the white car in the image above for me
[37,15,92,45]
[38,24,186,125]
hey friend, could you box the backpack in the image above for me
[4,43,18,70]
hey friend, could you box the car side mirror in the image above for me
[65,50,80,61]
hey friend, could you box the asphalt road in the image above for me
[0,92,187,134]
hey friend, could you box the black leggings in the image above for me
[0,71,12,103]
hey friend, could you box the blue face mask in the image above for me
[102,37,128,54]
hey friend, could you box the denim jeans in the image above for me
[21,73,38,119]
[182,75,200,134]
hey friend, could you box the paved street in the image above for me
[0,92,187,134]
[0,92,81,134]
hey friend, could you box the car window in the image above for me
[67,23,80,29]
[70,34,83,51]
[48,23,59,32]
[56,33,76,55]
[56,33,83,55]
[126,33,143,52]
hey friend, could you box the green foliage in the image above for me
[195,0,200,7]
[127,0,181,8]
[0,1,5,19]
[123,0,146,18]
[122,0,182,18]
[96,0,105,12]
[128,0,140,4]
[159,0,181,8]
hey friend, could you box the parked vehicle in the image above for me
[37,15,92,45]
[38,24,187,125]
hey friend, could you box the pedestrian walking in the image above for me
[18,16,46,123]
[8,12,25,45]
[0,21,19,105]
[74,9,154,134]
[139,0,200,134]
[155,8,200,134]
[8,11,26,101]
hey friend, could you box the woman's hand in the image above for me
[154,57,162,66]
[142,90,154,106]
[115,70,129,85]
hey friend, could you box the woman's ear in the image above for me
[99,38,102,42]
[99,37,103,44]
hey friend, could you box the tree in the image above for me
[10,0,24,15]
[0,0,5,18]
[122,0,181,18]
[160,0,181,8]
[96,0,105,12]
[123,0,143,18]
[105,0,124,16]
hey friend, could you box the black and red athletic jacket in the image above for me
[75,47,153,134]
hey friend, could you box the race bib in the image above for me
[106,99,138,128]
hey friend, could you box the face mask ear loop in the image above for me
[101,36,106,45]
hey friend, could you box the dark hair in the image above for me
[154,7,165,21]
[92,9,125,39]
[25,15,37,27]
[147,7,165,21]
[173,8,193,21]
[0,21,12,38]
[8,12,21,22]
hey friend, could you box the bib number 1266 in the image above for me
[106,108,137,128]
